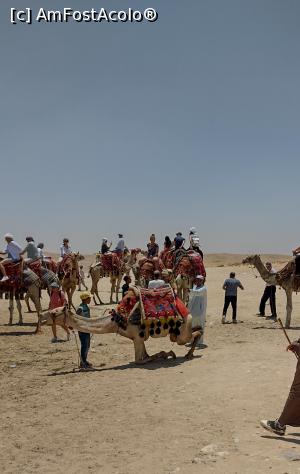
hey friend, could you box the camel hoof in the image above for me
[17,321,24,326]
[185,353,194,360]
[8,321,13,326]
[34,329,43,335]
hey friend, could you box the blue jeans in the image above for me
[78,332,90,364]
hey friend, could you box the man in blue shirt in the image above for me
[222,272,244,324]
[76,292,92,369]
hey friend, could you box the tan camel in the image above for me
[59,253,84,309]
[41,297,203,364]
[243,255,298,328]
[89,256,124,305]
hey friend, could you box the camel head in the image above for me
[242,255,260,265]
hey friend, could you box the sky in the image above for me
[1,0,300,254]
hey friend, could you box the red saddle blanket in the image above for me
[174,251,206,278]
[28,260,43,277]
[0,261,23,289]
[140,287,188,320]
[101,253,121,275]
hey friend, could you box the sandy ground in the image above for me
[1,255,300,474]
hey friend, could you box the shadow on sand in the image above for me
[261,434,300,446]
[47,354,203,376]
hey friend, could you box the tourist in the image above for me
[76,292,92,369]
[260,340,300,436]
[148,270,165,289]
[114,234,125,256]
[189,227,203,259]
[222,272,244,324]
[20,236,39,263]
[147,234,159,258]
[174,232,185,250]
[258,262,277,321]
[78,265,88,291]
[101,238,111,254]
[49,281,68,343]
[122,275,131,298]
[37,243,45,259]
[0,233,22,282]
[164,236,172,250]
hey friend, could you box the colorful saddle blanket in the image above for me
[140,287,188,320]
[0,261,23,290]
[101,253,121,276]
[174,251,206,278]
[28,260,43,277]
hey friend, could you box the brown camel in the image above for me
[243,255,299,328]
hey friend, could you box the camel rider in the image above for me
[114,234,125,256]
[101,238,111,254]
[147,234,159,258]
[174,232,185,250]
[20,236,39,263]
[189,227,203,259]
[60,238,72,261]
[37,243,44,259]
[0,233,22,282]
[164,236,172,250]
[293,246,300,276]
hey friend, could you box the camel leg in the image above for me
[8,295,14,325]
[115,274,122,303]
[16,296,23,325]
[28,285,42,334]
[184,330,202,360]
[62,323,71,341]
[136,350,177,365]
[285,288,293,329]
[25,293,34,313]
[110,277,116,304]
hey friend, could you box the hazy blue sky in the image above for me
[1,0,299,254]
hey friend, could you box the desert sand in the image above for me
[1,254,300,474]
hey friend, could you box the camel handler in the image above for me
[49,282,68,343]
[261,340,300,436]
[188,275,207,346]
[76,292,92,369]
[0,233,22,282]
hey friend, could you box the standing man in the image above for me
[188,275,207,345]
[0,233,22,282]
[258,262,277,321]
[78,265,88,291]
[222,272,244,324]
[20,236,39,263]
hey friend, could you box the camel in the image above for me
[0,267,42,333]
[41,289,203,364]
[243,255,299,328]
[89,253,124,305]
[25,264,60,313]
[172,250,206,304]
[59,253,84,310]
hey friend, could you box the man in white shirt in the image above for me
[188,275,207,346]
[0,233,22,282]
[148,270,165,289]
[258,262,277,321]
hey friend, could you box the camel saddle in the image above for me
[139,287,188,321]
[101,253,122,276]
[276,260,300,292]
[139,257,162,279]
[173,250,206,278]
[0,261,24,290]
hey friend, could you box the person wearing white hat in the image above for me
[101,238,111,254]
[0,234,22,282]
[189,227,203,259]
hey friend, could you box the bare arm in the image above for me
[239,283,244,290]
[222,283,226,290]
[293,246,300,255]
